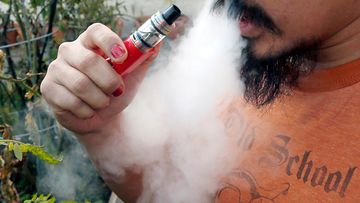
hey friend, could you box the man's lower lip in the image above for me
[239,20,259,37]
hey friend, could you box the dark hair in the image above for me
[212,0,317,107]
[212,0,225,10]
[241,43,316,107]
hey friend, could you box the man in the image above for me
[40,0,360,202]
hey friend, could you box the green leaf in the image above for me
[31,194,38,201]
[8,142,14,151]
[48,197,57,203]
[0,140,63,164]
[25,144,63,164]
[23,193,56,203]
[14,143,23,160]
[21,144,29,152]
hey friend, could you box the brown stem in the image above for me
[0,0,26,108]
[0,73,45,83]
[0,125,20,202]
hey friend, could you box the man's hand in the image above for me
[41,23,159,135]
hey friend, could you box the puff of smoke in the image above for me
[37,135,110,201]
[13,102,109,201]
[102,1,245,202]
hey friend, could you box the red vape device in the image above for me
[108,5,181,96]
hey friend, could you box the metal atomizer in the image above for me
[131,5,181,51]
[108,5,181,96]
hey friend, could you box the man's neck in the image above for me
[316,15,360,69]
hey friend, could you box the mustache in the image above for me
[213,0,282,35]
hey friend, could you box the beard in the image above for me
[240,41,317,107]
[214,0,317,107]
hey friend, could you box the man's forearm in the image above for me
[75,114,126,177]
[75,114,142,201]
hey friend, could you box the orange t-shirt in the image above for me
[216,59,360,202]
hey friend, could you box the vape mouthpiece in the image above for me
[162,5,182,25]
[132,4,182,50]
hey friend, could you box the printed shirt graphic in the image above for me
[215,59,360,203]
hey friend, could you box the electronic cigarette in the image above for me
[108,5,181,96]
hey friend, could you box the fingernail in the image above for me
[112,89,123,97]
[111,44,126,59]
[112,84,125,97]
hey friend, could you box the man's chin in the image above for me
[240,40,317,107]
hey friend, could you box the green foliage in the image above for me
[13,142,23,160]
[0,0,127,201]
[1,139,63,164]
[0,0,10,4]
[24,194,56,203]
[0,0,57,110]
[24,194,105,203]
[56,0,126,40]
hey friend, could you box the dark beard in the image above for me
[213,0,317,107]
[241,42,317,107]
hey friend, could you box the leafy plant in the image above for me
[0,0,57,110]
[56,0,127,41]
[23,194,103,203]
[0,124,62,202]
[1,139,63,164]
[24,194,56,203]
[0,0,129,201]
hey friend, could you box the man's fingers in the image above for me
[98,59,152,118]
[79,23,128,63]
[53,110,104,135]
[41,81,95,119]
[59,43,124,95]
[48,61,111,110]
[44,23,164,122]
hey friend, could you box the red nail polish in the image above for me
[106,5,181,97]
[112,88,124,97]
[111,44,126,59]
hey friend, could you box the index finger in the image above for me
[78,23,128,63]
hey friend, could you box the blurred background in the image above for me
[0,0,204,202]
